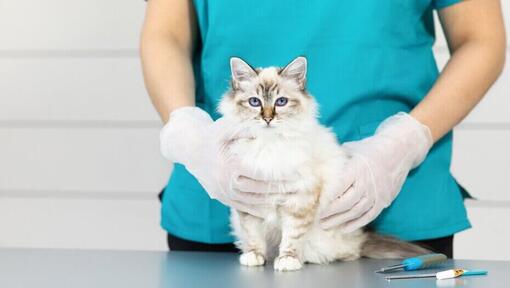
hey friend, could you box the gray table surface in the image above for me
[0,248,508,288]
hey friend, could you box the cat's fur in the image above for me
[218,56,429,271]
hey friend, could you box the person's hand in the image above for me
[160,107,296,217]
[319,112,433,232]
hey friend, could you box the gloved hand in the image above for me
[160,106,296,217]
[319,112,433,232]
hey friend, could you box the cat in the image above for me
[217,56,429,271]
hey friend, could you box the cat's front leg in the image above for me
[274,194,318,271]
[235,211,267,267]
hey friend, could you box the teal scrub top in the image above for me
[161,0,471,243]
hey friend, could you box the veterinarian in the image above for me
[140,0,506,257]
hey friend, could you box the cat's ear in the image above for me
[280,56,307,89]
[230,57,257,86]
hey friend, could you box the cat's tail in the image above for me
[360,232,431,259]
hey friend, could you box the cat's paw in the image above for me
[273,255,303,271]
[239,251,265,266]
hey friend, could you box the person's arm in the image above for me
[411,0,506,141]
[140,0,197,123]
[320,0,506,231]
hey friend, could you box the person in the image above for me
[140,0,506,258]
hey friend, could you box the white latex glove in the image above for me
[160,107,295,217]
[320,112,433,232]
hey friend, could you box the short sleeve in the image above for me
[432,0,462,10]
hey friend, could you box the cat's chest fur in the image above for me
[228,127,321,181]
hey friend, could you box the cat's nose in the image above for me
[263,117,273,125]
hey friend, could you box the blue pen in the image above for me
[375,253,448,273]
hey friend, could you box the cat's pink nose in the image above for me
[263,117,273,125]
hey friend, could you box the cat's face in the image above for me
[219,56,317,130]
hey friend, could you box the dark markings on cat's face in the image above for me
[250,80,279,124]
[251,78,291,125]
[256,81,279,101]
[234,77,306,126]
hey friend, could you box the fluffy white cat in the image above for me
[218,56,428,271]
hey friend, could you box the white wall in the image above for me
[0,0,169,251]
[0,1,509,259]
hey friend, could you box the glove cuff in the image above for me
[159,106,213,163]
[376,112,433,169]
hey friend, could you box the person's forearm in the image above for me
[411,0,506,142]
[140,0,197,123]
[411,40,505,142]
[140,33,195,123]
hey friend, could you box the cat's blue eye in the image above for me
[275,97,288,107]
[248,97,261,107]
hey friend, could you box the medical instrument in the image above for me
[375,253,447,273]
[384,269,488,280]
